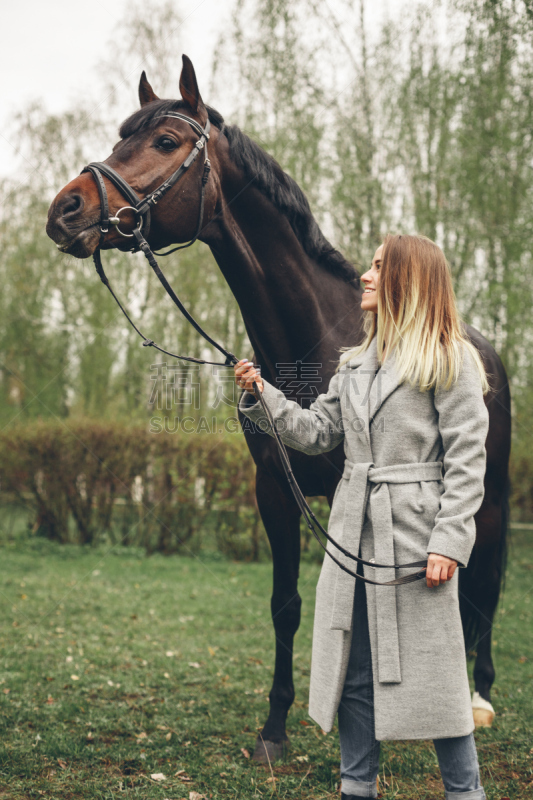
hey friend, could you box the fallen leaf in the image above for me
[136,732,148,739]
[57,758,67,770]
[299,720,310,726]
[150,773,166,782]
[208,646,217,657]
[296,755,309,762]
[165,732,172,741]
[65,656,73,663]
[107,680,114,686]
[46,696,54,704]
[175,770,193,782]
[266,777,276,784]
[189,792,206,800]
[188,662,201,669]
[166,650,175,657]
[3,689,9,695]
[70,675,79,681]
[164,672,170,679]
[241,748,250,759]
[518,656,527,663]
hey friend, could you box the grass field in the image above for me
[0,527,532,799]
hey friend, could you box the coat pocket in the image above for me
[411,479,444,517]
[390,479,444,529]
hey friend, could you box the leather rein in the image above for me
[81,110,427,588]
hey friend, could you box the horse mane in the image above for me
[119,100,358,283]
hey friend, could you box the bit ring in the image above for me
[109,206,143,238]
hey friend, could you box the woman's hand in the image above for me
[426,554,458,587]
[234,359,264,395]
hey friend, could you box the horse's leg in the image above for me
[470,582,500,726]
[252,467,302,764]
[460,482,509,727]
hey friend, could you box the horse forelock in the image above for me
[119,99,225,139]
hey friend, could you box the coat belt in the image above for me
[330,459,443,684]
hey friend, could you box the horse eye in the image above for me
[157,136,177,151]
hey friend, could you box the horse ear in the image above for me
[179,55,206,115]
[139,72,160,107]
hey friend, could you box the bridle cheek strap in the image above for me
[81,113,427,588]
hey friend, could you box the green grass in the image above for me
[0,526,532,799]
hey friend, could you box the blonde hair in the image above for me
[339,233,490,395]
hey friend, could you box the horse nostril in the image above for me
[60,193,84,219]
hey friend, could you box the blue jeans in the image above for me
[338,568,486,799]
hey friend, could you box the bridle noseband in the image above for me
[78,111,428,588]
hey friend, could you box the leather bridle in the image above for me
[80,110,427,588]
[83,112,211,250]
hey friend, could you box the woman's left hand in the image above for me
[426,554,458,588]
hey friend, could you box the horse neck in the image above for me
[202,173,361,383]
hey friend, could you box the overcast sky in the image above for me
[0,0,232,177]
[0,0,408,179]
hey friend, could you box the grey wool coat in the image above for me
[239,337,489,741]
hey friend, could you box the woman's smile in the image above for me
[360,244,382,312]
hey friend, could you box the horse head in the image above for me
[46,56,222,258]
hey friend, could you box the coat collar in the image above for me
[344,338,402,446]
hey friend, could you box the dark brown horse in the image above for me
[46,56,511,762]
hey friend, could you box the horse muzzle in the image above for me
[46,215,101,258]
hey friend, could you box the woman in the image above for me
[234,234,490,800]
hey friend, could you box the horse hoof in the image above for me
[252,735,288,764]
[472,691,495,727]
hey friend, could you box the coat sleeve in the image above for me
[426,345,490,567]
[238,370,345,455]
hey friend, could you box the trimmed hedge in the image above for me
[0,419,267,560]
[508,443,533,524]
